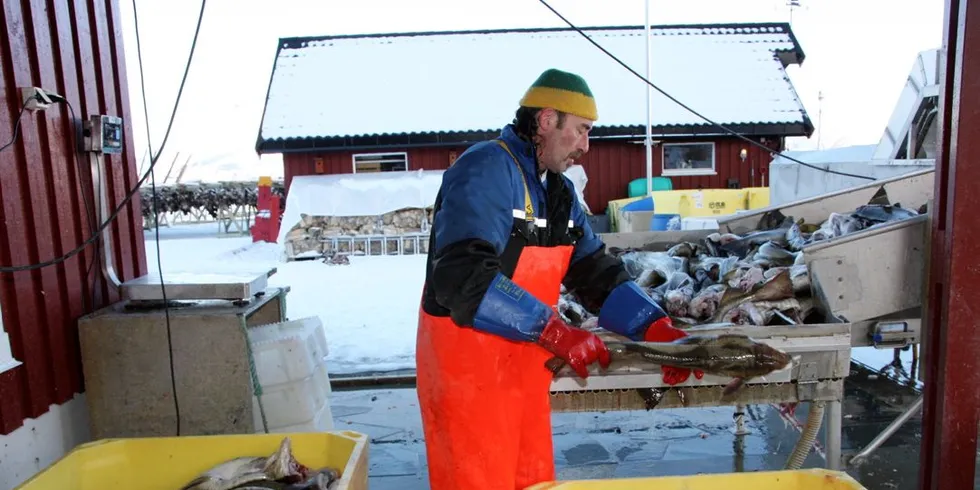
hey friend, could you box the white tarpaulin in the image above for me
[278,165,593,243]
[277,169,445,244]
[563,164,592,215]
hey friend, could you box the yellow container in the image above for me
[14,431,369,490]
[606,196,645,232]
[677,189,750,217]
[524,469,866,490]
[746,186,771,209]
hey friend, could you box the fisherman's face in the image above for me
[536,109,592,174]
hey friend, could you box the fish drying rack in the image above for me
[549,168,933,472]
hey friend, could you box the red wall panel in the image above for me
[283,135,781,216]
[0,0,146,435]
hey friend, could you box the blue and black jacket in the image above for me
[420,124,665,343]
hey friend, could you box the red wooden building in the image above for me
[0,0,145,448]
[256,23,813,214]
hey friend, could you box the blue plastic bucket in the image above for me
[621,197,654,212]
[651,213,681,231]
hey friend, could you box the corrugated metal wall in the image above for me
[0,0,146,435]
[283,136,782,214]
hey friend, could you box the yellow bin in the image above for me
[524,469,867,489]
[14,431,369,490]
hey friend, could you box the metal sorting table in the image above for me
[548,323,851,470]
[558,168,936,470]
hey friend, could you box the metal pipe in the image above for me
[733,404,750,436]
[88,152,122,290]
[849,395,923,466]
[644,0,653,196]
[825,400,843,470]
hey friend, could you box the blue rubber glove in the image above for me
[597,281,703,385]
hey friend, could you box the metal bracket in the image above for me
[871,320,919,349]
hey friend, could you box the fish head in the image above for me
[264,437,311,483]
[750,341,792,374]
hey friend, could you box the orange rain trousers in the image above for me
[416,244,574,490]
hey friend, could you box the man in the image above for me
[416,68,702,490]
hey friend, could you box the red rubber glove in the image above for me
[538,316,611,379]
[643,317,704,385]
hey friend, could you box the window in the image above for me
[662,142,716,176]
[0,299,20,374]
[352,152,409,173]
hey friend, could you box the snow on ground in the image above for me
[144,223,425,375]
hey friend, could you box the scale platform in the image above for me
[120,269,276,304]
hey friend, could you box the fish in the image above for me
[716,226,792,258]
[666,242,698,258]
[180,438,311,490]
[749,298,803,325]
[702,232,741,256]
[753,242,800,268]
[724,265,768,292]
[623,252,685,285]
[853,204,918,225]
[657,272,696,317]
[689,256,739,287]
[606,334,791,395]
[763,265,810,294]
[226,468,339,490]
[544,333,792,396]
[688,284,727,320]
[709,269,794,324]
[558,294,592,327]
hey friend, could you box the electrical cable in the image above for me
[131,0,208,437]
[1,99,33,154]
[536,0,877,181]
[0,3,204,276]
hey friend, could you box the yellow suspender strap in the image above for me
[493,139,535,220]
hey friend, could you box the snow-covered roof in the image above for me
[256,23,813,153]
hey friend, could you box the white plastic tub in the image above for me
[253,359,333,430]
[248,316,329,387]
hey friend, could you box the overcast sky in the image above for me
[116,0,945,183]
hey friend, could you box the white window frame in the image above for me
[0,299,21,374]
[351,152,409,174]
[662,142,717,176]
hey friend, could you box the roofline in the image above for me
[254,40,286,155]
[256,122,812,154]
[277,22,806,64]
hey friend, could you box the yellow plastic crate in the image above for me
[524,469,866,490]
[14,431,368,490]
[746,186,771,209]
[677,189,750,217]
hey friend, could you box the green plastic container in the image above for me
[628,177,673,197]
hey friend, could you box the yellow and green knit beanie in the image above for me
[519,68,598,121]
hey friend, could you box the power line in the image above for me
[536,0,876,181]
[132,0,208,437]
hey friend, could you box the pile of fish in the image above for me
[559,203,920,329]
[180,437,340,490]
